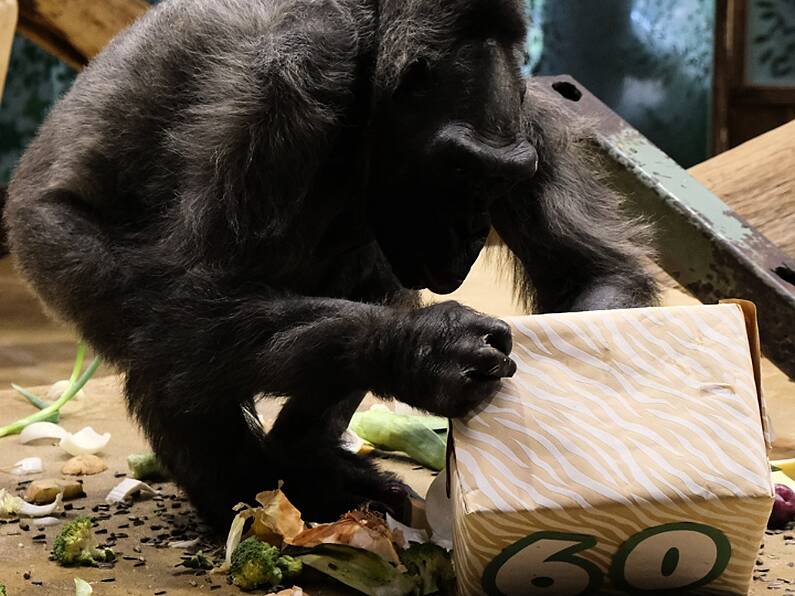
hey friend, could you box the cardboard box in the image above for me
[449,302,773,595]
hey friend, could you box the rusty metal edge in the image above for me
[534,75,795,379]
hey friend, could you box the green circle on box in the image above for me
[609,522,732,593]
[482,531,603,596]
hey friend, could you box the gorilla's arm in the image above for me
[491,81,660,313]
[121,274,514,524]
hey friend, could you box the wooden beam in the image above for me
[0,0,17,101]
[16,0,149,69]
[689,119,795,259]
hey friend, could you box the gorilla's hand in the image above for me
[373,301,516,417]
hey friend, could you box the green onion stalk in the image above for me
[0,343,101,438]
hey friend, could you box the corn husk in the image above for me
[290,510,402,565]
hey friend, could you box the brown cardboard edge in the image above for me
[719,299,774,451]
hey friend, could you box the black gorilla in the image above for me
[3,0,658,528]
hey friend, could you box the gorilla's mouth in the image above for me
[422,264,465,295]
[418,233,488,295]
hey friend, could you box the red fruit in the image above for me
[768,484,795,530]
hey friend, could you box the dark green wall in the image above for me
[529,0,715,167]
[0,36,75,185]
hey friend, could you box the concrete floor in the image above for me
[0,257,113,388]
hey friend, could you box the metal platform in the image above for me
[535,75,795,379]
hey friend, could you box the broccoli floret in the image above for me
[277,554,302,579]
[53,518,115,567]
[400,543,455,595]
[230,537,302,591]
[0,582,6,595]
[178,552,214,570]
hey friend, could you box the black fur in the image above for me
[3,0,658,529]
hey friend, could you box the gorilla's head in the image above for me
[368,0,536,294]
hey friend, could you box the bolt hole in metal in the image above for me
[551,81,583,102]
[773,265,795,286]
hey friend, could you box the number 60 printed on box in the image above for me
[482,523,732,595]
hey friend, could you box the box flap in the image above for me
[720,299,773,450]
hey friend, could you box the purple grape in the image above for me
[768,484,795,529]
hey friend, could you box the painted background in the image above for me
[0,0,715,186]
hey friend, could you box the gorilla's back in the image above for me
[8,0,292,218]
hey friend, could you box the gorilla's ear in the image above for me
[394,58,432,101]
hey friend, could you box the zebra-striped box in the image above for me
[450,302,773,595]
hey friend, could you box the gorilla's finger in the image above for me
[464,347,517,378]
[477,319,513,355]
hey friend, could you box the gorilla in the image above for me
[3,0,658,528]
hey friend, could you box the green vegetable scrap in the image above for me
[231,537,302,591]
[53,517,115,567]
[298,543,420,596]
[349,410,447,471]
[177,552,214,570]
[400,543,455,595]
[127,452,170,481]
[0,583,6,595]
[0,343,101,437]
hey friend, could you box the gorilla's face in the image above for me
[369,29,537,294]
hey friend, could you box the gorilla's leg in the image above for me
[270,391,410,521]
[125,369,274,529]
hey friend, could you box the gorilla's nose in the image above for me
[432,124,538,184]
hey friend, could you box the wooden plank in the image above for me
[689,119,795,258]
[16,0,148,68]
[0,0,16,102]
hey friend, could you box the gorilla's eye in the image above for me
[395,58,432,101]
